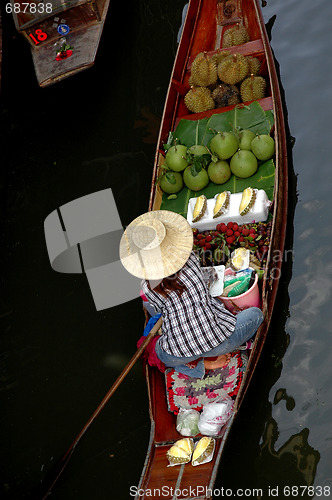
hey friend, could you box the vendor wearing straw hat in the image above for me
[120,210,263,379]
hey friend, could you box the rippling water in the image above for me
[0,0,331,498]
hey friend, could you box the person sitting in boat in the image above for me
[120,210,263,379]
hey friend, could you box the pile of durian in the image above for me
[184,25,266,114]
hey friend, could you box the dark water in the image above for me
[0,1,331,499]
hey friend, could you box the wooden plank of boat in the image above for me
[11,0,109,87]
[135,0,288,498]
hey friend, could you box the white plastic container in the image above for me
[187,189,271,230]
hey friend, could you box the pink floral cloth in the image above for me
[165,350,247,415]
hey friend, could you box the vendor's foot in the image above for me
[204,353,231,371]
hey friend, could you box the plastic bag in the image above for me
[198,396,234,436]
[176,408,200,437]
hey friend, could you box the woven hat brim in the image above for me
[120,210,193,279]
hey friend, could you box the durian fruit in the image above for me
[213,191,230,218]
[192,437,215,466]
[190,52,218,87]
[211,49,231,66]
[176,438,194,455]
[231,247,250,271]
[212,83,240,108]
[240,74,266,102]
[222,23,250,48]
[239,187,257,216]
[218,53,249,85]
[192,194,207,222]
[184,86,215,113]
[246,56,261,76]
[166,438,194,466]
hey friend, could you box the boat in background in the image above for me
[136,0,288,498]
[10,0,109,87]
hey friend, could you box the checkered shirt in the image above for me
[142,252,237,358]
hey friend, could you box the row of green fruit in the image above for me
[192,220,272,268]
[159,130,275,194]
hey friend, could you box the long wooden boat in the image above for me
[10,0,109,87]
[135,0,288,498]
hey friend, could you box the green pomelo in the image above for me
[183,166,209,191]
[251,134,275,161]
[209,132,238,160]
[238,129,255,151]
[230,150,258,178]
[208,160,231,184]
[187,145,210,156]
[159,171,183,194]
[165,145,189,172]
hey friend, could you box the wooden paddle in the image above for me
[41,316,162,499]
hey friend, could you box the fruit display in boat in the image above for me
[251,134,275,161]
[159,171,184,194]
[239,187,257,216]
[222,23,250,48]
[212,83,240,108]
[192,437,215,466]
[192,195,207,222]
[184,87,215,113]
[230,150,258,178]
[238,129,255,150]
[190,52,218,87]
[246,56,261,75]
[213,191,231,218]
[192,220,272,268]
[165,143,189,172]
[240,74,266,102]
[208,160,231,184]
[217,53,249,85]
[183,165,209,191]
[209,131,238,160]
[166,438,194,466]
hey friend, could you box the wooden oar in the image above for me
[41,316,163,499]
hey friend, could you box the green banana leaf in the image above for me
[160,102,275,217]
[172,101,274,148]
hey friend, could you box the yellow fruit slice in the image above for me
[166,438,194,466]
[176,438,194,455]
[231,247,250,271]
[239,187,256,216]
[192,194,207,222]
[192,437,215,466]
[213,191,230,218]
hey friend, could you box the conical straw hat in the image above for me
[120,210,193,280]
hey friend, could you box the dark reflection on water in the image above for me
[1,0,331,499]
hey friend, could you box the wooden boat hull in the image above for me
[12,0,109,87]
[136,0,288,498]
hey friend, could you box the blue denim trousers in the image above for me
[155,307,264,378]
